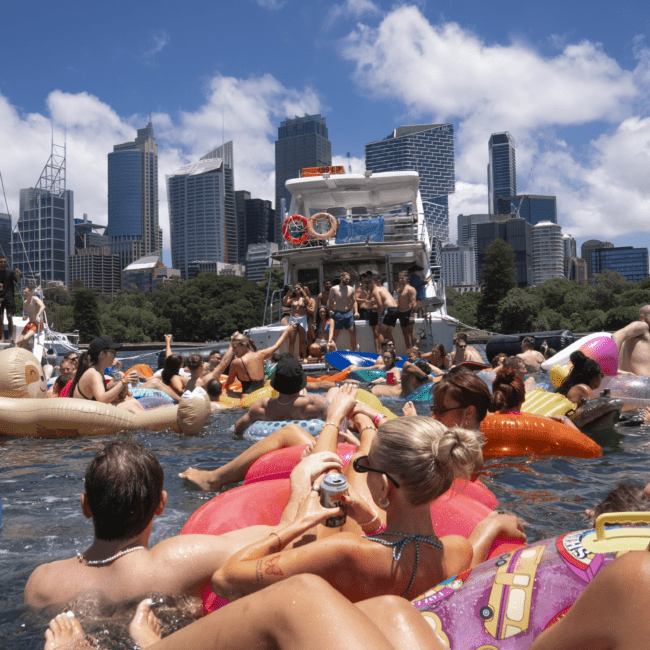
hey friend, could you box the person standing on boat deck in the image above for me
[356,272,381,352]
[517,336,545,374]
[396,270,417,349]
[408,263,430,316]
[318,279,332,310]
[372,278,399,347]
[16,286,45,350]
[283,283,310,359]
[0,255,20,345]
[449,332,483,366]
[613,304,650,377]
[327,271,358,352]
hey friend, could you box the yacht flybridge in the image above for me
[247,169,457,357]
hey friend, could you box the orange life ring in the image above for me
[307,212,338,239]
[282,214,309,245]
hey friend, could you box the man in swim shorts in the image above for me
[284,283,311,359]
[613,304,650,377]
[16,285,45,350]
[396,270,417,349]
[24,439,338,608]
[372,278,399,347]
[0,255,20,345]
[517,336,545,374]
[327,271,358,352]
[355,272,380,352]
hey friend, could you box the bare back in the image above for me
[614,321,650,376]
[372,285,397,310]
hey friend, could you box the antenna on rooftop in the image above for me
[347,152,351,174]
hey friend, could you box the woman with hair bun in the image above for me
[213,385,525,603]
[490,366,526,414]
[556,350,604,403]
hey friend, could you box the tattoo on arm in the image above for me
[264,555,284,576]
[255,559,264,583]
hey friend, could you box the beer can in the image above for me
[320,473,348,528]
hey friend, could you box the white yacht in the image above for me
[247,170,457,358]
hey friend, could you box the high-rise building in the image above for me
[245,199,275,250]
[457,213,490,275]
[488,132,516,216]
[246,242,279,283]
[122,255,181,293]
[275,114,331,243]
[565,257,588,284]
[591,247,649,283]
[581,239,614,279]
[13,141,74,286]
[476,217,532,287]
[187,260,245,280]
[74,214,110,251]
[441,243,476,286]
[366,124,456,267]
[562,234,577,259]
[106,119,160,270]
[68,247,121,299]
[0,213,11,264]
[235,190,251,263]
[497,194,557,225]
[532,221,564,285]
[167,154,235,280]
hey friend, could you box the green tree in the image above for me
[494,288,541,334]
[447,289,481,328]
[604,306,638,331]
[72,284,102,342]
[477,239,517,332]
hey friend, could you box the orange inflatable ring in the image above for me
[181,472,522,613]
[307,212,338,240]
[125,364,154,379]
[282,214,309,245]
[480,413,602,459]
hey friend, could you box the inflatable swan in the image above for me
[0,348,211,438]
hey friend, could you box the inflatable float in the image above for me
[244,418,325,440]
[486,330,574,364]
[542,332,617,374]
[413,514,650,649]
[325,351,405,372]
[0,348,211,438]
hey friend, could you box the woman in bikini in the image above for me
[225,324,296,396]
[556,350,604,403]
[69,335,143,414]
[211,385,525,603]
[309,306,336,355]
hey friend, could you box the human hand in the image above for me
[339,485,376,524]
[483,511,527,542]
[290,451,343,486]
[325,383,358,424]
[294,474,344,527]
[125,370,139,385]
[164,334,172,343]
[403,401,417,417]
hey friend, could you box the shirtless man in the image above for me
[16,285,45,350]
[355,272,380,352]
[613,305,650,376]
[370,346,432,398]
[396,271,417,349]
[517,336,545,374]
[203,349,222,375]
[449,333,483,366]
[284,283,310,359]
[0,256,20,344]
[318,280,332,310]
[327,272,358,351]
[371,278,399,346]
[24,439,342,608]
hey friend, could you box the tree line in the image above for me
[447,239,650,335]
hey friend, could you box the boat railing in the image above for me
[263,289,285,326]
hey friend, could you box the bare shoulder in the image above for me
[440,535,473,576]
[24,558,71,607]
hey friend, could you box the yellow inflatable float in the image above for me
[0,348,211,438]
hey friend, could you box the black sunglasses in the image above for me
[353,455,401,488]
[431,404,465,417]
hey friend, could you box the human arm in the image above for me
[409,287,417,312]
[233,400,267,436]
[80,369,136,404]
[613,321,650,349]
[33,296,46,321]
[164,334,173,358]
[282,290,293,307]
[261,324,297,361]
[202,346,234,383]
[306,296,316,317]
[326,318,335,344]
[467,511,526,567]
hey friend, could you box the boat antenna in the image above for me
[347,152,352,174]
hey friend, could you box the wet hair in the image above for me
[186,353,204,369]
[205,378,222,399]
[53,374,69,394]
[231,331,257,352]
[381,348,397,370]
[433,368,491,424]
[370,417,483,506]
[84,440,164,541]
[556,351,603,397]
[407,346,421,357]
[592,483,650,520]
[490,367,526,412]
[414,360,432,375]
[161,354,184,385]
[430,344,447,368]
[491,352,507,369]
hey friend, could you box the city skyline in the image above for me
[0,0,648,268]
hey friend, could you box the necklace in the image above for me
[276,394,298,405]
[365,531,441,597]
[76,545,146,566]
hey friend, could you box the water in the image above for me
[2,350,650,648]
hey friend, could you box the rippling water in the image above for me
[1,350,649,649]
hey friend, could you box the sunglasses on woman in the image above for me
[352,455,401,488]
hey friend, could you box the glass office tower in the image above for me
[591,247,649,283]
[488,132,517,216]
[476,218,532,287]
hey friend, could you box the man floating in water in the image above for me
[613,304,650,377]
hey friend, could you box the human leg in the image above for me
[297,324,307,360]
[179,424,314,490]
[44,612,91,650]
[349,324,357,352]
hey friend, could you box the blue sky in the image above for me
[1,0,648,266]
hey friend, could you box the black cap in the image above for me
[271,354,306,394]
[88,335,123,355]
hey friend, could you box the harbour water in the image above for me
[1,349,650,648]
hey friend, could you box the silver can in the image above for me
[320,473,348,528]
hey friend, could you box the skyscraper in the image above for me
[581,239,614,279]
[167,153,235,280]
[488,132,516,216]
[235,190,251,263]
[498,194,557,225]
[13,141,74,286]
[275,114,331,243]
[591,246,649,283]
[366,124,456,267]
[0,213,11,264]
[532,221,564,285]
[106,119,160,269]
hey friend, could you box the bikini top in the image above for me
[365,531,442,598]
[238,352,264,382]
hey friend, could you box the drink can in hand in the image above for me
[320,473,348,528]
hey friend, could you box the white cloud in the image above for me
[332,153,365,174]
[0,74,321,259]
[141,30,170,64]
[256,0,285,10]
[341,5,650,241]
[324,0,381,32]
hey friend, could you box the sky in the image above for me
[0,0,649,267]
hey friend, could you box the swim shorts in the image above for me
[289,314,309,330]
[0,297,15,313]
[398,309,412,328]
[358,308,378,327]
[381,307,399,328]
[333,310,355,330]
[21,322,38,336]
